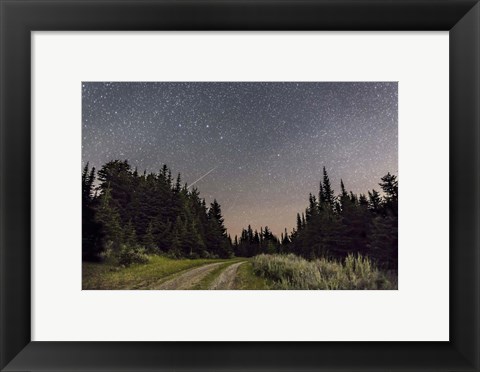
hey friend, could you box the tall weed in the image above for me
[252,253,396,290]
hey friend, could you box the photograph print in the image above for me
[82,82,398,290]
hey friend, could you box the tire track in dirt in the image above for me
[155,262,224,290]
[209,261,246,290]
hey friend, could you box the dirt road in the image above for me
[154,261,246,290]
[155,262,224,290]
[209,261,246,290]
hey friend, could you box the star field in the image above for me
[82,82,398,238]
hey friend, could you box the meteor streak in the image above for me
[188,166,218,189]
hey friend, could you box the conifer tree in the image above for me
[368,189,382,213]
[124,219,137,247]
[143,221,156,253]
[95,187,123,251]
[82,163,103,261]
[379,173,398,214]
[206,200,232,258]
[321,166,335,207]
[175,173,182,193]
[296,213,303,231]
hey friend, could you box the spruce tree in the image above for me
[368,189,382,213]
[379,173,398,214]
[82,163,104,261]
[143,221,156,253]
[124,219,137,247]
[206,200,232,258]
[321,167,335,207]
[296,213,303,231]
[175,173,182,193]
[95,187,123,251]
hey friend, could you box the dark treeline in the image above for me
[233,167,398,270]
[83,160,397,270]
[82,160,232,262]
[232,225,285,257]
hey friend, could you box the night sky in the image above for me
[82,82,398,238]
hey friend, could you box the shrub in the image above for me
[252,253,396,290]
[117,244,150,267]
[99,240,115,262]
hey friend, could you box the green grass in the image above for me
[252,254,397,290]
[82,255,229,290]
[232,261,271,290]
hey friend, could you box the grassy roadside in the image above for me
[83,255,230,290]
[232,261,271,290]
[252,254,397,290]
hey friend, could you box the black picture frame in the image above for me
[1,0,479,371]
